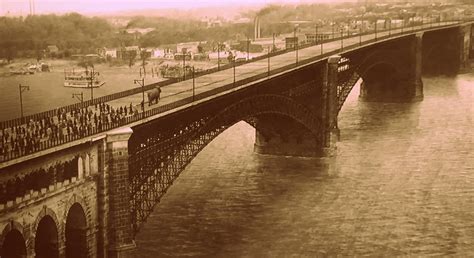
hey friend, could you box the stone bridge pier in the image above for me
[356,35,424,102]
[254,56,341,157]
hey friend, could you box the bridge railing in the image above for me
[0,18,468,164]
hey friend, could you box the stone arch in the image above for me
[65,203,88,258]
[33,206,61,258]
[356,49,413,102]
[35,216,59,258]
[0,221,27,258]
[63,194,91,229]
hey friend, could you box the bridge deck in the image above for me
[0,21,463,168]
[109,22,458,112]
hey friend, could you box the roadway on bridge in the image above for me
[108,22,455,116]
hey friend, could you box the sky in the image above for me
[0,0,353,16]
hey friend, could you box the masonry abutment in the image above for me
[105,127,136,258]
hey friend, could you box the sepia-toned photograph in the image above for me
[0,0,473,257]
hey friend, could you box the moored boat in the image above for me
[63,68,105,88]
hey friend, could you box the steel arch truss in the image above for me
[336,57,360,115]
[128,94,322,234]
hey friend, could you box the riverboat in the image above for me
[63,69,105,88]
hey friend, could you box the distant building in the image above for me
[117,46,140,60]
[177,42,201,54]
[46,45,59,55]
[104,48,117,58]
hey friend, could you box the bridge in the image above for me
[0,19,472,257]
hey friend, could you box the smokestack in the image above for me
[254,16,261,40]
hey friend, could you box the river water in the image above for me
[135,74,474,257]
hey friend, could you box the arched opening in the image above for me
[1,229,27,258]
[360,62,402,101]
[65,203,88,258]
[35,215,59,258]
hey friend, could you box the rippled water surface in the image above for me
[134,74,474,257]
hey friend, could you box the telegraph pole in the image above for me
[217,42,220,71]
[19,84,30,122]
[182,49,186,80]
[246,37,250,61]
[134,78,145,114]
[192,66,195,101]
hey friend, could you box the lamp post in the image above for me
[246,37,250,61]
[182,48,187,80]
[192,66,195,102]
[340,27,344,51]
[19,84,29,121]
[389,18,391,36]
[272,33,276,52]
[88,66,95,100]
[294,26,298,66]
[315,23,319,44]
[267,46,270,76]
[375,19,378,41]
[332,21,335,39]
[233,57,236,86]
[134,78,145,114]
[217,42,220,71]
[72,92,83,103]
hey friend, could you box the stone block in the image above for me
[6,200,13,208]
[64,179,70,186]
[56,182,63,188]
[49,185,55,191]
[15,197,22,204]
[41,188,47,194]
[23,194,31,201]
[71,177,77,183]
[0,204,4,210]
[32,191,39,197]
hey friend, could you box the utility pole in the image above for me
[315,24,319,44]
[340,28,344,51]
[332,22,335,39]
[182,49,186,80]
[233,58,236,86]
[72,92,84,103]
[272,33,276,52]
[375,19,377,41]
[88,66,97,101]
[19,84,29,122]
[217,42,220,71]
[192,66,195,102]
[246,37,250,61]
[294,26,298,66]
[134,78,145,114]
[267,46,270,76]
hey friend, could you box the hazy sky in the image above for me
[1,0,351,15]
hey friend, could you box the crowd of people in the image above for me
[0,102,140,161]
